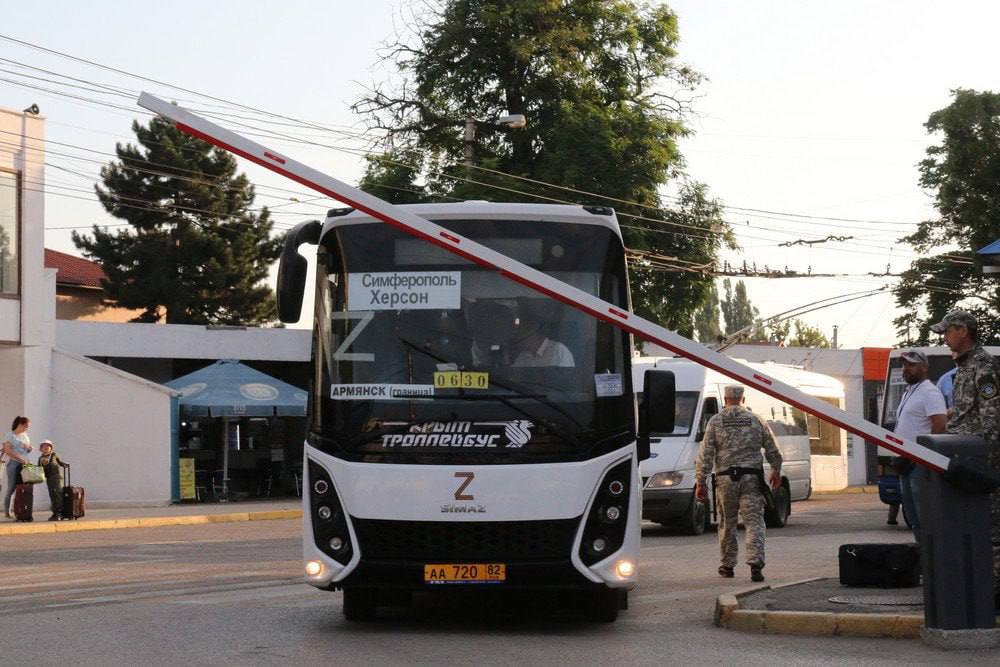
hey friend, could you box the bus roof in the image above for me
[323,202,622,239]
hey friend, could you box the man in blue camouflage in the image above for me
[695,385,782,582]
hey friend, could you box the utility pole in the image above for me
[463,117,476,167]
[832,324,838,349]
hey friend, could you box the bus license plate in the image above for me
[424,563,506,584]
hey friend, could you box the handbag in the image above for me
[20,464,46,484]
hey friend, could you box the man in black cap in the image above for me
[892,350,947,540]
[931,310,1000,599]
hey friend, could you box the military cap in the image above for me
[930,309,977,334]
[723,385,745,399]
[900,350,929,365]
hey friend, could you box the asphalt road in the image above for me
[1,493,994,665]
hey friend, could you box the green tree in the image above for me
[354,0,732,333]
[694,281,722,343]
[720,279,766,340]
[786,320,832,348]
[73,117,282,324]
[894,88,1000,345]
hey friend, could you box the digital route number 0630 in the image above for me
[433,371,489,390]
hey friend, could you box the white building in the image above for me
[0,106,175,509]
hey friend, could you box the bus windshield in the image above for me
[310,218,634,463]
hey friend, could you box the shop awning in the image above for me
[165,359,307,417]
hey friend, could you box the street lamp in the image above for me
[463,114,527,167]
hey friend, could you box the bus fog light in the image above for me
[305,560,323,577]
[317,505,332,520]
[608,480,625,496]
[604,506,622,522]
[313,479,329,495]
[615,560,635,578]
[328,536,346,552]
[591,537,608,554]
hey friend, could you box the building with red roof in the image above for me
[44,248,148,323]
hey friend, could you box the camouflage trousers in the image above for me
[715,473,766,569]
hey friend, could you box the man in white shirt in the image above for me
[511,303,574,368]
[893,350,947,541]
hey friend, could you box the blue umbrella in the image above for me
[165,359,307,417]
[166,360,307,500]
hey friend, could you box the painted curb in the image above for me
[0,509,302,536]
[715,580,924,639]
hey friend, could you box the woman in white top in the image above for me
[3,416,32,519]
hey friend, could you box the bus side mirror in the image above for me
[277,220,322,323]
[637,370,675,461]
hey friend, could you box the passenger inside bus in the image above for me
[511,300,575,368]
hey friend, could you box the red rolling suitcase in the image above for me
[13,483,34,522]
[61,464,85,520]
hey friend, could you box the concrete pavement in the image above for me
[0,498,302,536]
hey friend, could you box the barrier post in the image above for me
[918,434,1000,649]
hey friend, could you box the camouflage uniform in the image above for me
[695,405,783,569]
[944,344,1000,589]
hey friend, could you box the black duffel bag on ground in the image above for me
[838,543,920,588]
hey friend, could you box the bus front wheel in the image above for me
[343,588,377,622]
[584,589,620,623]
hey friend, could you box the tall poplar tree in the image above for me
[354,0,732,334]
[73,117,282,324]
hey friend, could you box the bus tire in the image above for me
[343,588,377,622]
[584,589,619,623]
[764,484,791,528]
[682,495,708,536]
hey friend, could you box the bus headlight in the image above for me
[305,560,323,577]
[646,471,684,488]
[615,560,635,578]
[308,461,354,566]
[579,460,631,565]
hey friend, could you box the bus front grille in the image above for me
[350,517,581,561]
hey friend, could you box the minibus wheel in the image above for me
[682,496,708,535]
[764,484,791,528]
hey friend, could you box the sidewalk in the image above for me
[813,485,878,495]
[0,498,302,536]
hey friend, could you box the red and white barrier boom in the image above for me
[138,92,983,483]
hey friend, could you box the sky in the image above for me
[2,0,997,348]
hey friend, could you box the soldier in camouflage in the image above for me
[932,310,1000,599]
[695,385,782,582]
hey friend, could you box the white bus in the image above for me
[632,357,846,533]
[279,202,661,622]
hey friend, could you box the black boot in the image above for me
[750,565,765,582]
[718,565,734,578]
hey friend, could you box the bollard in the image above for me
[917,434,1000,649]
